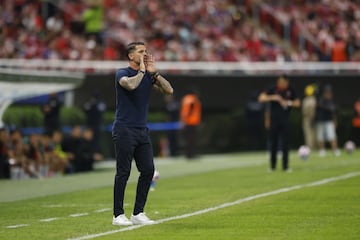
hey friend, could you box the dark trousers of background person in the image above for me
[351,127,360,147]
[247,124,265,150]
[270,120,290,170]
[167,130,178,156]
[184,125,197,159]
[0,160,10,179]
[112,126,154,217]
[91,125,102,153]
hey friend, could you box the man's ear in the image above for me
[128,52,134,61]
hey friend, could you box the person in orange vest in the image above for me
[331,36,347,62]
[180,90,202,159]
[351,98,360,146]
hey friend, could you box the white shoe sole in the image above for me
[112,221,133,226]
[130,220,155,225]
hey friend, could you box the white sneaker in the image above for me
[112,214,133,226]
[334,149,341,157]
[319,149,326,157]
[130,212,155,225]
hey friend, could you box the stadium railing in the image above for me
[0,59,359,74]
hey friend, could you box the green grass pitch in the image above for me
[0,151,359,240]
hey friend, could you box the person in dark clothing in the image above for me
[61,125,82,173]
[164,94,180,156]
[351,98,360,146]
[258,75,300,172]
[75,128,97,172]
[83,92,106,153]
[112,42,173,226]
[23,134,41,178]
[315,85,340,157]
[0,128,10,179]
[42,93,62,136]
[245,91,265,150]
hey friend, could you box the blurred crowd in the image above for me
[0,126,102,179]
[261,0,360,61]
[1,0,359,62]
[0,91,106,180]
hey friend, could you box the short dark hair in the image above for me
[126,42,145,60]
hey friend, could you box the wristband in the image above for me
[151,72,160,79]
[139,70,145,74]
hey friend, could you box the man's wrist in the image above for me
[151,71,160,78]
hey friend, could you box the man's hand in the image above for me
[271,94,283,102]
[145,54,156,73]
[279,99,289,109]
[139,55,146,72]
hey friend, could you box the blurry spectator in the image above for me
[62,125,82,173]
[46,12,64,33]
[164,94,180,157]
[42,93,62,136]
[351,98,360,146]
[23,134,42,178]
[51,130,68,176]
[302,84,317,150]
[7,129,26,179]
[0,128,10,179]
[82,1,103,44]
[76,128,102,172]
[258,75,301,172]
[315,85,340,157]
[103,39,119,60]
[38,133,51,177]
[180,89,202,159]
[245,90,265,150]
[83,92,106,153]
[332,36,347,62]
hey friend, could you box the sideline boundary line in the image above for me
[67,171,360,240]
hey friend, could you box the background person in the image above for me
[315,85,340,157]
[245,90,265,150]
[42,93,62,136]
[258,75,300,172]
[351,98,360,146]
[164,94,180,157]
[83,91,106,153]
[0,128,10,179]
[180,89,202,159]
[302,84,317,150]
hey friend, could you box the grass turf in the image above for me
[0,151,359,240]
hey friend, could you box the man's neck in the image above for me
[129,61,140,71]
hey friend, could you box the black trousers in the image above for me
[112,127,154,217]
[184,125,197,159]
[270,121,290,170]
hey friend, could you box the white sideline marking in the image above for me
[67,171,360,240]
[4,208,110,229]
[39,218,59,222]
[94,208,111,213]
[5,224,29,229]
[69,213,89,218]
